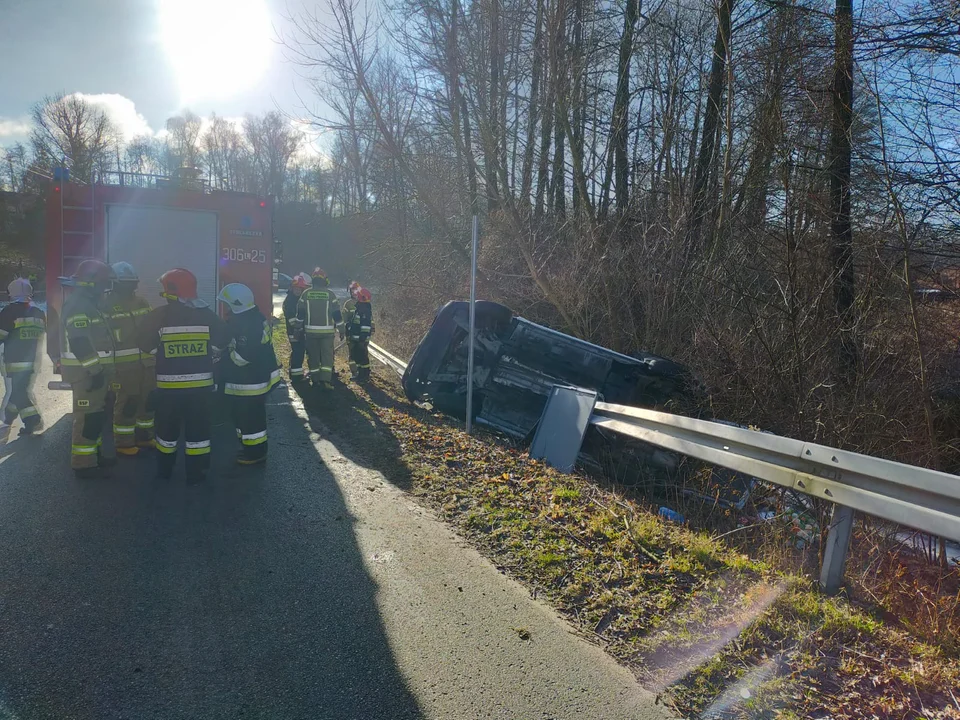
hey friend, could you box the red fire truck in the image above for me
[46,178,273,314]
[44,177,273,376]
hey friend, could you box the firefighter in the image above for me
[296,267,344,390]
[102,262,156,455]
[283,273,310,382]
[137,268,229,482]
[342,281,360,376]
[217,283,280,465]
[59,260,117,478]
[345,286,374,381]
[0,277,46,442]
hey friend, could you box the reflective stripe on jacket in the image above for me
[221,307,280,397]
[348,301,373,341]
[60,289,114,380]
[101,293,154,366]
[136,302,229,392]
[0,302,46,374]
[297,285,342,336]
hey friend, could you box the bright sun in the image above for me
[157,0,272,104]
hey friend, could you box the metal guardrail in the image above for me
[592,403,960,544]
[368,344,960,591]
[369,342,408,377]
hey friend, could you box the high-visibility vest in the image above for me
[298,287,342,336]
[101,293,154,367]
[60,290,115,381]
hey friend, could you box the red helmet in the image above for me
[311,267,327,280]
[291,273,310,290]
[357,287,372,303]
[61,259,114,289]
[159,268,198,302]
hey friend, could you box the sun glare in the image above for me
[157,0,272,104]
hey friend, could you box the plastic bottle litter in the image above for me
[658,507,684,523]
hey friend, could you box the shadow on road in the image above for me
[286,368,415,492]
[0,382,424,719]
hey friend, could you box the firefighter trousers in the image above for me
[111,363,156,448]
[68,375,110,470]
[2,372,41,430]
[289,339,306,380]
[348,339,370,379]
[154,390,212,479]
[231,394,268,462]
[305,334,335,384]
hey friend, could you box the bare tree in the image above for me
[243,112,304,202]
[30,93,118,181]
[165,111,203,169]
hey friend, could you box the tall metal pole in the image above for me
[465,215,479,434]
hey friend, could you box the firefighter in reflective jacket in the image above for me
[218,283,280,465]
[296,267,343,389]
[341,281,359,376]
[282,273,310,382]
[102,262,156,455]
[343,285,374,381]
[59,260,117,478]
[0,277,46,442]
[136,268,229,482]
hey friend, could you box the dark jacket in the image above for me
[347,301,373,341]
[0,302,46,374]
[221,307,280,397]
[137,301,229,393]
[282,290,303,340]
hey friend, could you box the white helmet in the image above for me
[111,261,139,283]
[7,277,32,302]
[217,283,256,313]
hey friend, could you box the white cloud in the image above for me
[0,116,31,141]
[69,93,155,141]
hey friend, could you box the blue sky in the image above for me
[0,0,324,146]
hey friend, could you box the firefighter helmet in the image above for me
[217,283,256,314]
[60,259,115,289]
[7,277,32,301]
[311,267,329,285]
[357,287,372,303]
[159,268,199,303]
[291,273,310,290]
[348,280,360,298]
[111,261,139,283]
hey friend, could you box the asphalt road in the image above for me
[0,354,672,720]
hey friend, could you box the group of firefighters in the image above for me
[0,262,374,483]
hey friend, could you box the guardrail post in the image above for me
[819,504,855,594]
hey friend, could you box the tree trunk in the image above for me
[486,0,502,210]
[520,0,545,206]
[613,0,639,215]
[549,0,567,215]
[830,0,857,375]
[689,0,734,252]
